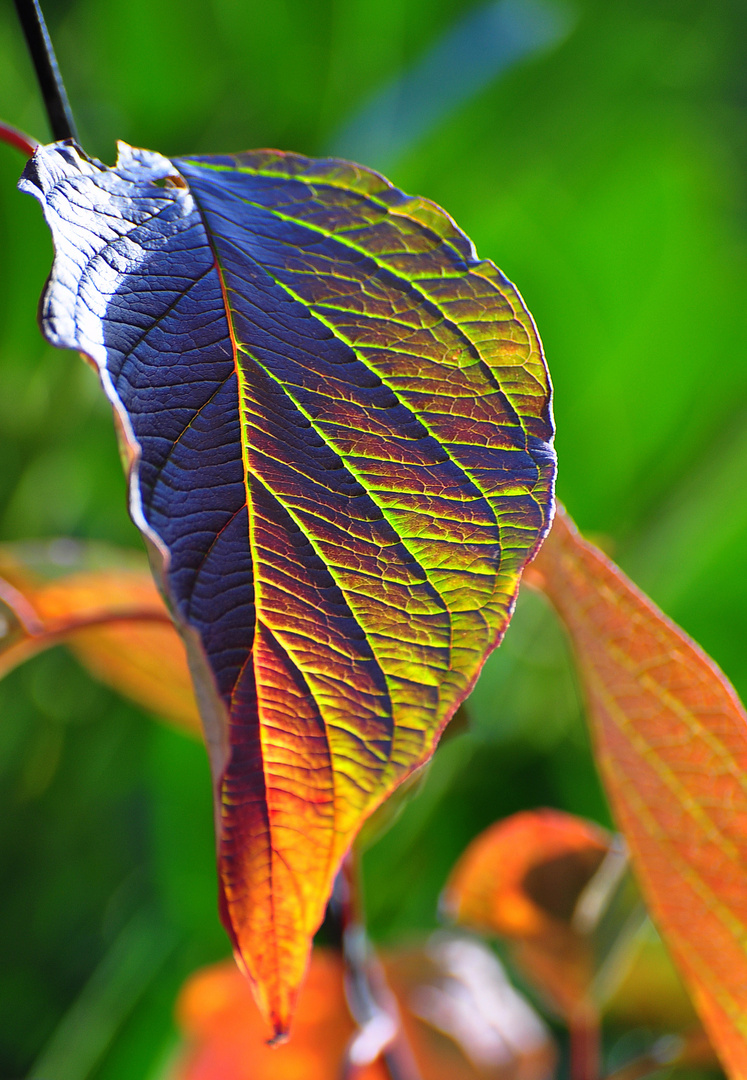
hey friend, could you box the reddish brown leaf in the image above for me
[385,936,556,1080]
[527,507,747,1079]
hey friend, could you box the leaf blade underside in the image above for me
[20,141,555,1035]
[529,509,747,1079]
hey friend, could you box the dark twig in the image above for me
[0,121,39,157]
[13,0,78,142]
[335,853,423,1080]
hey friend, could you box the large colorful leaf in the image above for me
[19,140,555,1035]
[527,508,747,1079]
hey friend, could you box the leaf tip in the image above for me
[266,1027,291,1048]
[219,890,307,1044]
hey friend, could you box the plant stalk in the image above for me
[13,0,78,142]
[568,1005,601,1080]
[0,121,39,157]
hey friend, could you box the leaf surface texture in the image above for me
[20,142,555,1033]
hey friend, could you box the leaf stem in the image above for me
[0,121,39,157]
[0,579,45,636]
[13,0,78,142]
[568,1006,601,1080]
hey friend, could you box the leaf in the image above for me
[19,140,555,1035]
[173,940,555,1080]
[526,507,747,1079]
[175,949,384,1080]
[443,808,614,1018]
[0,544,200,733]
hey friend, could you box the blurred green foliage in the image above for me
[0,0,745,1075]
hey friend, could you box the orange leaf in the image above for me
[527,507,747,1079]
[175,950,384,1080]
[443,809,610,1018]
[0,546,201,734]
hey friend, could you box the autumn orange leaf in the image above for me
[443,809,610,1018]
[174,950,385,1080]
[0,547,200,733]
[527,507,747,1080]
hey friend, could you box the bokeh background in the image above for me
[1,0,746,1075]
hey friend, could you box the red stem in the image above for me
[0,121,39,157]
[0,578,45,635]
[569,1006,601,1080]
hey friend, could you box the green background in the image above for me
[0,0,745,1075]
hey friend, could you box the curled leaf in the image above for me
[387,934,556,1080]
[527,507,747,1079]
[20,141,555,1034]
[443,808,613,1017]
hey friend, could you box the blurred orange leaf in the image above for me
[175,950,384,1080]
[527,506,747,1079]
[0,545,200,734]
[443,809,611,1018]
[173,941,555,1080]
